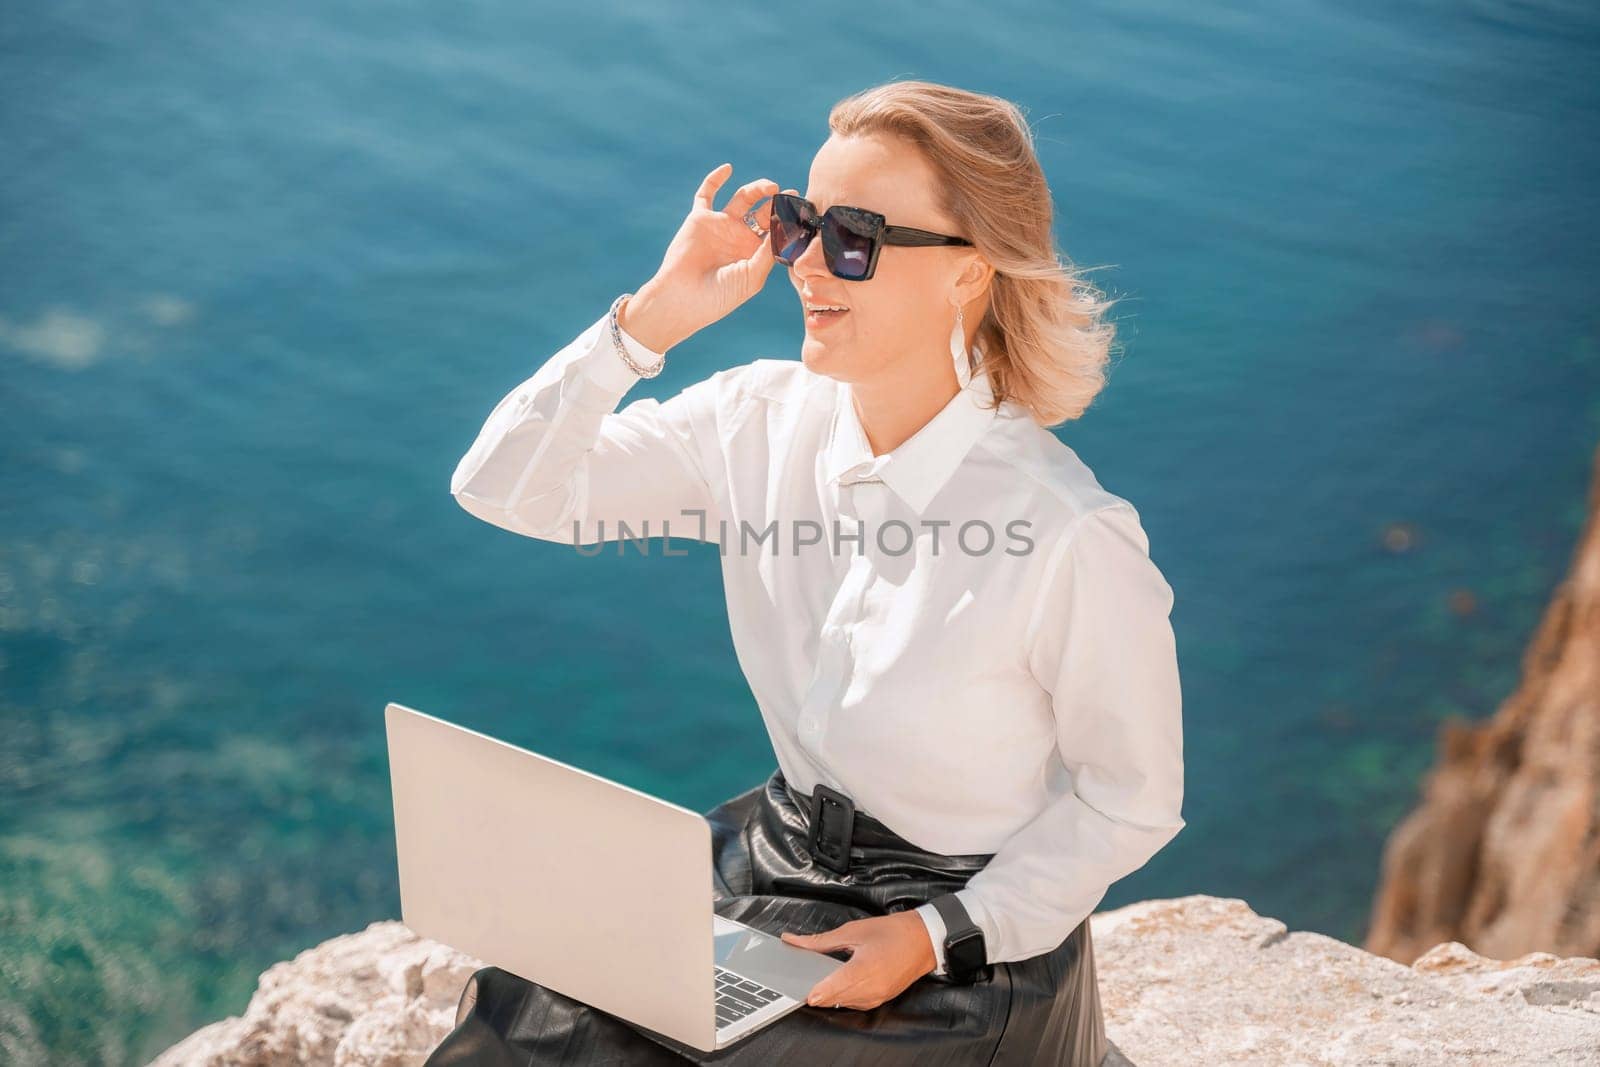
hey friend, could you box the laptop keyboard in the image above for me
[714,966,786,1028]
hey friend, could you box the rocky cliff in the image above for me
[151,897,1600,1066]
[1366,443,1600,965]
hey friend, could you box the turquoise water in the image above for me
[3,2,1597,1062]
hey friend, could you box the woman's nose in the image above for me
[791,231,830,280]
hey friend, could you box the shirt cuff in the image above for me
[580,299,667,394]
[915,902,948,976]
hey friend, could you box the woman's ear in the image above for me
[954,252,996,308]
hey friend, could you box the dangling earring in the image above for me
[950,304,972,388]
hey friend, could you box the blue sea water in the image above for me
[2,1,1597,1062]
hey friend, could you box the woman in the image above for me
[430,80,1185,1065]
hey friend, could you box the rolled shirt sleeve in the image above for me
[916,900,951,975]
[449,303,734,546]
[948,502,1187,966]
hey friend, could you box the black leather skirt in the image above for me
[422,767,1108,1066]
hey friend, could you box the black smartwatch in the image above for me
[928,893,988,983]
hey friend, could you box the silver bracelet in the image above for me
[608,292,666,378]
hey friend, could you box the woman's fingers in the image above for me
[693,163,778,221]
[692,162,733,212]
[781,921,862,952]
[722,178,779,221]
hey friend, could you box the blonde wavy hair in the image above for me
[828,79,1121,427]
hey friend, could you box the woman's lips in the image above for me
[805,308,850,328]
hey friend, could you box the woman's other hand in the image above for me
[779,911,938,1011]
[619,164,795,354]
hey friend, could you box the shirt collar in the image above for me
[824,363,1000,515]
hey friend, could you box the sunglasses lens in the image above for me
[771,195,814,265]
[822,216,875,279]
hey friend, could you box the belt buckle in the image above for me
[807,782,856,876]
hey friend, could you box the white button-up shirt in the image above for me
[449,303,1187,974]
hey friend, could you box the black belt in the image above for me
[788,779,858,876]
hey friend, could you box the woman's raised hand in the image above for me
[619,164,798,355]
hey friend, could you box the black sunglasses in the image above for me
[745,193,973,281]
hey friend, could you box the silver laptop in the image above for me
[384,701,846,1053]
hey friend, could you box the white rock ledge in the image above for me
[151,895,1600,1067]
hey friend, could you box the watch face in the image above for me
[946,929,986,973]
